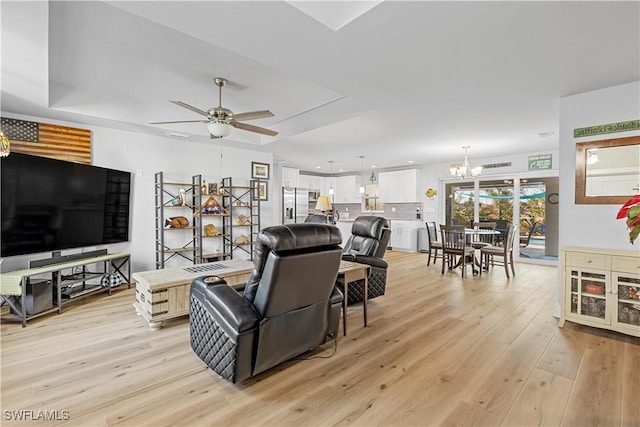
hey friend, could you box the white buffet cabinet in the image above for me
[559,246,640,337]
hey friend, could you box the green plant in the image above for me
[617,195,640,244]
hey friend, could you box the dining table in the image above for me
[464,228,501,274]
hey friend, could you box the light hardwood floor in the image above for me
[1,251,639,426]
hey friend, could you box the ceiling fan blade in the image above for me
[232,121,279,137]
[169,100,209,117]
[232,110,274,122]
[150,120,207,124]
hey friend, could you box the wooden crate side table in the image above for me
[133,259,252,329]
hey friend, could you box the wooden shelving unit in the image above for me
[154,172,202,269]
[221,177,261,261]
[154,173,262,266]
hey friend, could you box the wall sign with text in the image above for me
[528,154,552,170]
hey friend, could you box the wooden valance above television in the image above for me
[0,117,91,164]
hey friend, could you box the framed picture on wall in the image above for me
[251,180,268,201]
[251,162,270,180]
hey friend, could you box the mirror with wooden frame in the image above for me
[575,135,640,204]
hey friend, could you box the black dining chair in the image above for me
[494,219,509,246]
[470,222,497,249]
[425,222,443,266]
[519,222,537,248]
[440,225,475,277]
[480,225,517,278]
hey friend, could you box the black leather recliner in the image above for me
[339,216,390,304]
[189,223,344,384]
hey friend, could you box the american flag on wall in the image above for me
[0,117,91,164]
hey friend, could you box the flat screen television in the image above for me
[1,153,131,258]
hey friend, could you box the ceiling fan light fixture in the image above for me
[207,121,233,138]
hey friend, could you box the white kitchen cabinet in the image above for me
[378,169,417,202]
[300,174,327,194]
[282,166,299,188]
[389,220,421,252]
[333,175,362,203]
[559,247,640,337]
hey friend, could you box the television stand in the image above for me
[0,253,131,327]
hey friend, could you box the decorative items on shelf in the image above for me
[235,235,250,245]
[236,214,250,225]
[197,196,227,215]
[202,180,208,195]
[208,182,218,195]
[581,296,606,318]
[619,304,640,325]
[583,283,605,295]
[619,285,639,300]
[101,272,123,288]
[171,188,186,206]
[165,216,189,228]
[204,224,221,237]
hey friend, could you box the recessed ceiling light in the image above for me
[316,166,321,169]
[408,160,414,164]
[537,131,555,138]
[339,169,344,172]
[371,165,377,168]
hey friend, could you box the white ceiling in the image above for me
[2,1,639,175]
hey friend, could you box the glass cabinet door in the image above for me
[567,269,609,323]
[613,273,640,330]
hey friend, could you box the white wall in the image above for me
[0,114,275,273]
[559,81,640,251]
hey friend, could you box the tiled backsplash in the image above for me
[334,202,422,220]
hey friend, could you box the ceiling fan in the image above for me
[150,77,278,139]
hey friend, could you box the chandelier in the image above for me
[450,146,482,179]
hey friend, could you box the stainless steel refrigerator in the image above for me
[282,187,310,224]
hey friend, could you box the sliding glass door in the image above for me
[518,177,558,261]
[444,175,558,263]
[446,179,514,228]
